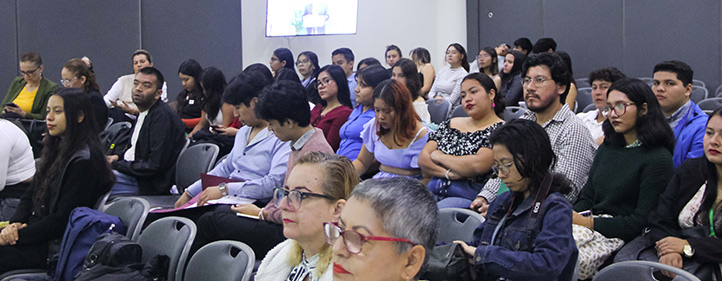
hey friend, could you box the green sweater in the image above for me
[573,143,673,242]
[1,77,58,120]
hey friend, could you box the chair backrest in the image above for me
[715,84,722,97]
[503,106,528,121]
[104,121,132,136]
[582,103,597,113]
[692,79,706,88]
[436,208,485,244]
[575,77,590,88]
[575,87,593,113]
[94,190,111,211]
[449,105,468,118]
[104,117,114,130]
[691,85,708,103]
[696,97,722,114]
[214,154,229,169]
[137,216,197,281]
[184,240,255,281]
[104,197,150,241]
[426,99,452,124]
[638,77,654,87]
[593,260,700,281]
[175,143,220,193]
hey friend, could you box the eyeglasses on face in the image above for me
[522,76,552,88]
[601,102,635,118]
[323,221,416,254]
[60,77,78,86]
[296,59,311,66]
[19,67,40,76]
[273,187,335,211]
[491,161,514,177]
[317,78,333,88]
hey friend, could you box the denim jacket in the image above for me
[469,191,578,281]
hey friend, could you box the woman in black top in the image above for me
[0,88,114,273]
[176,59,205,130]
[61,58,108,129]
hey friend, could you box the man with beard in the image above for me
[471,52,596,214]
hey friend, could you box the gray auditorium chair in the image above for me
[436,208,485,244]
[697,97,722,114]
[593,260,700,281]
[690,85,708,103]
[575,87,593,113]
[137,216,197,281]
[575,77,590,88]
[104,197,150,241]
[449,105,468,118]
[426,99,452,124]
[175,143,219,193]
[503,106,528,121]
[184,240,255,281]
[582,103,597,113]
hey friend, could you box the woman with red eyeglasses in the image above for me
[255,152,359,281]
[326,177,437,281]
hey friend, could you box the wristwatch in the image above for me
[683,242,695,258]
[219,182,228,196]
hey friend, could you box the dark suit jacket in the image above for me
[113,100,185,195]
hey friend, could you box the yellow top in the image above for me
[13,85,37,113]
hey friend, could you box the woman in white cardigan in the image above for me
[255,152,359,281]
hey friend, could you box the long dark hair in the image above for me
[64,58,100,93]
[462,73,505,118]
[392,58,422,100]
[480,47,499,76]
[177,59,204,115]
[489,119,571,196]
[447,43,470,72]
[33,88,114,215]
[602,78,675,153]
[698,108,722,227]
[501,51,526,84]
[298,51,321,77]
[273,48,295,70]
[317,65,352,108]
[200,67,227,122]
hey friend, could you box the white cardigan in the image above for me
[255,239,333,281]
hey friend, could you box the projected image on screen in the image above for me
[266,0,358,37]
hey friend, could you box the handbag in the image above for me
[421,243,473,281]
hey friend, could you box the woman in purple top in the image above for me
[353,79,429,179]
[337,66,389,161]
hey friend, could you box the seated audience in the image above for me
[327,177,437,281]
[532,37,557,53]
[573,78,675,278]
[429,43,470,105]
[2,52,58,120]
[296,51,323,106]
[409,47,435,98]
[616,108,722,281]
[176,59,205,130]
[392,58,431,124]
[512,37,533,54]
[338,65,389,161]
[356,57,381,71]
[473,52,595,212]
[499,50,526,106]
[190,81,334,260]
[175,72,289,207]
[332,47,358,107]
[353,79,428,179]
[187,67,235,155]
[103,49,168,119]
[420,73,504,208]
[652,60,708,168]
[273,68,303,85]
[455,119,578,281]
[0,88,113,273]
[385,45,402,74]
[255,152,359,280]
[311,65,353,151]
[0,117,35,220]
[475,47,502,90]
[269,47,294,77]
[557,51,578,111]
[61,58,108,128]
[576,67,626,145]
[107,67,186,196]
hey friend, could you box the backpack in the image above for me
[102,126,132,156]
[82,232,142,270]
[50,207,124,281]
[74,255,169,281]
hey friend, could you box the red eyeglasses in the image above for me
[323,221,416,254]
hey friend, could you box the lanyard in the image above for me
[710,208,717,238]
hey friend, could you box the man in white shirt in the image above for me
[104,49,168,120]
[576,67,626,145]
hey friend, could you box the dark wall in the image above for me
[1,0,242,104]
[467,0,721,93]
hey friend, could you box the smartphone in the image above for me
[210,125,222,133]
[5,103,18,108]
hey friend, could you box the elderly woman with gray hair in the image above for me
[325,177,438,281]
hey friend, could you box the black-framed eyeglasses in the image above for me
[273,187,335,211]
[491,162,514,177]
[19,67,40,76]
[317,78,333,88]
[522,76,552,87]
[323,222,416,254]
[296,59,311,66]
[601,102,635,118]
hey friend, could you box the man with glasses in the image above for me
[2,52,58,120]
[471,52,595,214]
[332,47,357,107]
[103,49,168,121]
[652,60,708,168]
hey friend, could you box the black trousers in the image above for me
[189,206,285,260]
[0,242,48,274]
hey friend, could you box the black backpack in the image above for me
[101,126,132,156]
[81,232,142,270]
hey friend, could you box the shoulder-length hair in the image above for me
[317,64,352,108]
[501,50,527,84]
[393,58,422,100]
[462,73,505,118]
[374,79,420,146]
[697,108,722,227]
[298,51,321,77]
[480,47,499,76]
[177,59,204,114]
[34,88,113,214]
[200,67,227,122]
[447,43,470,72]
[602,78,675,153]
